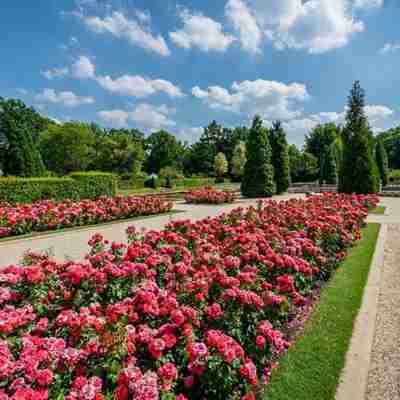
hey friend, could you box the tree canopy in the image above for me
[39,122,95,174]
[0,98,46,176]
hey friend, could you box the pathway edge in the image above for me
[335,223,387,400]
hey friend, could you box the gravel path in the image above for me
[366,223,400,400]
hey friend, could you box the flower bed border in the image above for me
[263,223,380,400]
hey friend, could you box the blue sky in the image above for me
[1,0,399,145]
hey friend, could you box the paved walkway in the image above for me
[338,197,400,400]
[0,195,298,266]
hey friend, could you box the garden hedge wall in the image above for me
[0,172,116,204]
[69,172,116,199]
[117,175,215,191]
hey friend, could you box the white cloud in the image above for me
[71,55,96,79]
[225,0,263,54]
[380,42,400,54]
[96,74,184,98]
[98,109,129,128]
[365,104,394,121]
[16,88,28,95]
[266,0,364,53]
[131,104,176,131]
[281,104,395,145]
[41,67,69,80]
[98,104,176,132]
[354,0,384,9]
[83,11,170,56]
[192,79,309,120]
[239,0,365,54]
[176,127,204,143]
[35,88,94,107]
[69,56,184,99]
[170,8,236,52]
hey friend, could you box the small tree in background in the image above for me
[375,139,389,187]
[339,81,380,194]
[214,152,228,182]
[270,121,290,194]
[231,141,246,181]
[242,116,275,198]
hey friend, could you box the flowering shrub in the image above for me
[0,193,378,399]
[0,196,173,239]
[184,186,235,204]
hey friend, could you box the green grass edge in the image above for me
[263,223,381,400]
[371,206,386,215]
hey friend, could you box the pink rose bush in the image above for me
[184,186,235,204]
[0,193,378,399]
[0,196,173,239]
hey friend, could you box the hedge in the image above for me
[117,176,215,191]
[69,172,116,199]
[0,172,116,204]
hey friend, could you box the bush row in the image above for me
[184,186,236,204]
[0,172,116,204]
[118,175,215,191]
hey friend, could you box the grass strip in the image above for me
[263,223,380,400]
[370,206,386,214]
[0,210,184,245]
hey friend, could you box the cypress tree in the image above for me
[270,121,290,194]
[321,145,338,185]
[241,116,275,197]
[339,81,380,194]
[375,139,389,187]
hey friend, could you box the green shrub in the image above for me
[117,174,147,190]
[388,170,400,183]
[0,172,117,204]
[0,177,80,204]
[144,175,160,189]
[176,177,215,188]
[69,172,116,199]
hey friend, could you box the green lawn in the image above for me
[263,223,380,400]
[371,206,386,215]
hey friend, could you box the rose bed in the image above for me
[0,193,378,400]
[184,187,235,204]
[0,196,173,239]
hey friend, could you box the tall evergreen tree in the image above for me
[0,98,45,176]
[241,116,275,198]
[320,145,338,184]
[270,121,290,194]
[375,139,389,187]
[339,81,380,194]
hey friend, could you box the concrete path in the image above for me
[0,194,297,266]
[338,197,400,400]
